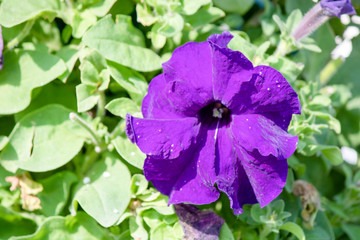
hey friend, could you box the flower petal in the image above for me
[207,31,233,48]
[215,127,257,214]
[209,40,253,106]
[248,65,301,115]
[144,123,219,205]
[142,74,208,119]
[235,147,288,207]
[230,114,298,159]
[142,74,182,119]
[320,0,356,17]
[126,114,200,159]
[162,41,213,101]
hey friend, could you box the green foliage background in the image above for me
[0,0,360,239]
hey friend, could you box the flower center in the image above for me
[199,102,231,125]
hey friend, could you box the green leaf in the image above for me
[228,32,256,61]
[83,15,161,71]
[172,222,183,239]
[285,10,302,34]
[0,205,37,239]
[0,136,8,151]
[56,46,80,83]
[142,209,163,229]
[136,3,158,26]
[15,82,77,122]
[112,136,146,169]
[185,7,225,28]
[11,212,109,240]
[279,222,305,240]
[0,0,60,27]
[87,0,117,17]
[342,223,360,240]
[150,222,178,240]
[107,61,148,103]
[309,95,332,108]
[182,0,210,15]
[267,56,303,82]
[37,171,78,216]
[213,0,254,15]
[80,49,110,89]
[0,50,67,115]
[76,84,100,112]
[304,226,331,240]
[219,223,235,240]
[130,174,148,196]
[71,10,97,39]
[0,104,89,172]
[155,12,184,37]
[105,98,140,119]
[129,215,149,240]
[321,147,343,165]
[73,154,131,227]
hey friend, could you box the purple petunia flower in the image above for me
[0,26,3,70]
[320,0,356,18]
[126,32,300,214]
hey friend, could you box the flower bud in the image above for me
[292,0,356,41]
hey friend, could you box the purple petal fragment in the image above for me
[126,114,200,159]
[169,124,219,205]
[320,0,356,17]
[210,40,253,105]
[207,31,233,48]
[231,114,298,159]
[215,127,257,214]
[248,65,301,116]
[144,124,219,205]
[162,41,213,101]
[174,204,224,240]
[126,32,301,214]
[235,148,288,207]
[0,27,3,70]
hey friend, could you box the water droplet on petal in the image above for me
[278,84,281,88]
[137,135,140,139]
[246,118,249,121]
[135,181,140,186]
[171,144,174,147]
[113,209,119,214]
[267,88,271,91]
[136,122,139,125]
[158,129,162,133]
[249,126,252,130]
[130,152,135,156]
[276,80,279,83]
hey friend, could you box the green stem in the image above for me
[274,39,289,58]
[110,119,125,140]
[81,149,99,175]
[6,19,35,51]
[259,225,272,240]
[319,58,343,86]
[96,91,106,120]
[69,112,102,146]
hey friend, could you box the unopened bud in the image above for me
[292,0,356,41]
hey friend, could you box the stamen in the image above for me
[214,119,220,140]
[213,108,223,118]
